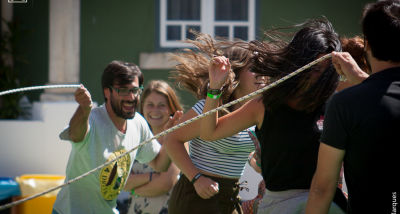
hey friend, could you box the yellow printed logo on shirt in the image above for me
[99,149,131,200]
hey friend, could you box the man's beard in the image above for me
[110,96,138,119]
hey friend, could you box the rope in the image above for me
[0,53,331,211]
[0,84,81,96]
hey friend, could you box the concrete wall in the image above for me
[0,101,77,177]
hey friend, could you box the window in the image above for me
[159,0,256,48]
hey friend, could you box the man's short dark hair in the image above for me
[362,0,400,62]
[101,60,144,101]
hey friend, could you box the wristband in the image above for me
[191,172,203,184]
[207,92,221,99]
[207,83,223,99]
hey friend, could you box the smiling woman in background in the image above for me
[124,80,184,214]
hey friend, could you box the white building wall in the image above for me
[0,101,78,177]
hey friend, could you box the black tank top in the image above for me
[255,104,323,191]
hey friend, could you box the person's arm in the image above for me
[164,109,219,199]
[331,51,369,86]
[200,95,263,142]
[133,163,180,197]
[248,131,262,173]
[69,85,93,142]
[199,56,262,141]
[147,143,170,172]
[147,111,183,172]
[248,152,262,174]
[306,142,345,214]
[123,170,154,191]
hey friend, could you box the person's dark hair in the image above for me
[250,17,341,112]
[362,0,400,62]
[101,60,144,101]
[171,33,254,105]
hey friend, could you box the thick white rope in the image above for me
[0,84,81,96]
[0,53,331,211]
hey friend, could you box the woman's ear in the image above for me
[363,39,373,73]
[364,39,371,52]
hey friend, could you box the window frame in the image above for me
[159,0,256,48]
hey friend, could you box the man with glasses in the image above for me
[53,60,179,214]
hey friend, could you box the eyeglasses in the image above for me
[110,86,143,96]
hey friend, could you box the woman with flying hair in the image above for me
[165,33,268,214]
[200,18,345,213]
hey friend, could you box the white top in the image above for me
[53,105,161,214]
[190,100,255,178]
[128,160,171,214]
